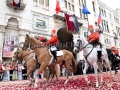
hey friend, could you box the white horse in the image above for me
[73,35,113,88]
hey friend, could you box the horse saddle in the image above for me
[49,46,63,56]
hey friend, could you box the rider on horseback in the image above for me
[39,36,48,42]
[45,29,59,62]
[87,25,102,62]
[111,46,120,58]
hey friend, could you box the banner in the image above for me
[2,35,18,57]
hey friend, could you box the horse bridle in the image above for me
[74,36,94,65]
[74,36,89,51]
[15,50,34,66]
[23,38,49,57]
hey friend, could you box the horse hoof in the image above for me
[45,83,48,86]
[34,84,38,88]
[96,86,99,89]
[115,71,118,74]
[87,81,91,86]
[32,79,35,83]
[28,83,32,86]
[88,83,91,86]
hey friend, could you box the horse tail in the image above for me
[71,56,77,73]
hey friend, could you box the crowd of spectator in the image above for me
[0,59,120,82]
[0,60,44,82]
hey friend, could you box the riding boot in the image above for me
[97,51,102,62]
[52,51,57,62]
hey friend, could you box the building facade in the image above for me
[97,0,120,51]
[0,0,120,62]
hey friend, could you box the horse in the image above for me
[12,47,37,85]
[73,35,113,88]
[108,51,120,74]
[12,47,60,86]
[22,34,77,88]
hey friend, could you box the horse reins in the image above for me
[74,37,94,65]
[16,50,34,66]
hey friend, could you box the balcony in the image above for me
[53,11,83,26]
[6,0,26,10]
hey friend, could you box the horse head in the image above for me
[73,34,83,53]
[22,34,32,51]
[12,47,23,64]
[22,34,45,51]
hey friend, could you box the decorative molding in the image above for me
[6,0,26,10]
[32,14,49,34]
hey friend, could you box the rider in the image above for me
[45,29,59,62]
[111,46,120,58]
[39,36,48,42]
[87,25,102,62]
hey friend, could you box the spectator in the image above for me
[0,60,5,81]
[22,66,27,80]
[3,64,10,81]
[77,60,84,75]
[18,64,23,80]
[12,64,18,80]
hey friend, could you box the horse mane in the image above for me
[31,37,41,44]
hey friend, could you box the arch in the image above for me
[3,17,19,59]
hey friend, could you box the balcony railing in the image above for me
[6,0,26,10]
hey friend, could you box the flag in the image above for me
[97,13,102,25]
[64,13,74,32]
[12,0,21,8]
[71,15,79,33]
[55,0,61,14]
[82,5,91,14]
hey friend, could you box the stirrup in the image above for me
[53,58,57,62]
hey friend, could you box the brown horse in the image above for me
[12,47,37,85]
[12,47,60,86]
[22,34,77,88]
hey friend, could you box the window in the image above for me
[101,9,103,16]
[99,7,101,14]
[84,32,88,38]
[92,2,95,12]
[68,2,71,10]
[102,20,109,33]
[71,0,74,3]
[101,20,104,31]
[45,0,49,7]
[71,5,74,11]
[106,21,109,32]
[116,26,120,36]
[114,16,119,24]
[33,0,37,6]
[64,0,74,12]
[103,20,106,31]
[40,0,44,5]
[118,27,120,36]
[64,0,67,8]
[109,13,111,20]
[104,10,106,17]
[84,0,86,5]
[34,0,49,9]
[79,0,81,6]
[79,9,82,18]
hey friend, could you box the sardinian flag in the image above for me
[13,0,21,7]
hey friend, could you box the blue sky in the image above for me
[100,0,120,10]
